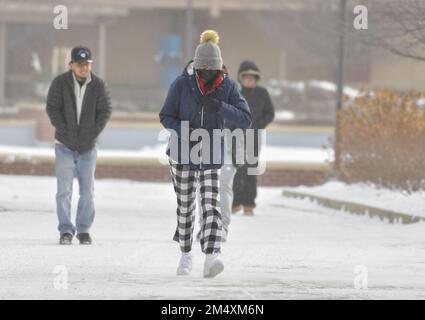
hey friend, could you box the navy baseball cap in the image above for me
[71,46,93,63]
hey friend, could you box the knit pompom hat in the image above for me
[193,30,223,70]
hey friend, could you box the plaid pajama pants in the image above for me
[170,162,222,254]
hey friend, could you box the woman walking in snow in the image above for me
[159,30,251,278]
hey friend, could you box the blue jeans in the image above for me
[55,143,97,236]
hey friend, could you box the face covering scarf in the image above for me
[196,69,224,96]
[196,69,219,85]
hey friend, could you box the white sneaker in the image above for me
[203,253,224,278]
[176,252,193,276]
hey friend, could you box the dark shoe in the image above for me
[76,233,92,245]
[59,233,73,245]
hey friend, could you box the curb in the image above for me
[282,190,425,224]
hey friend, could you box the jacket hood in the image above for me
[182,61,195,77]
[238,60,261,83]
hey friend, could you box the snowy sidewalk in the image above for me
[0,175,424,299]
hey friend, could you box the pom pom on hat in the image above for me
[200,30,220,45]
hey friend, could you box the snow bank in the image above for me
[267,79,360,99]
[275,110,296,121]
[0,144,333,164]
[285,181,425,218]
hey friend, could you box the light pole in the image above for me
[335,0,347,174]
[0,22,6,108]
[185,0,194,63]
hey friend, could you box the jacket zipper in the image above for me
[195,73,205,170]
[200,104,204,170]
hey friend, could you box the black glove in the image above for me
[202,96,221,113]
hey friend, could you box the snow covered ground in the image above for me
[0,144,333,165]
[285,181,425,219]
[0,175,424,300]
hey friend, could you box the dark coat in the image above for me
[159,61,252,170]
[238,61,275,130]
[46,70,112,154]
[240,86,275,129]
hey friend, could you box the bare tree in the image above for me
[354,0,425,61]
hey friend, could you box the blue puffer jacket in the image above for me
[159,61,252,170]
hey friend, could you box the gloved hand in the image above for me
[202,96,221,113]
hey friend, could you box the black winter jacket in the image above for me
[46,70,112,154]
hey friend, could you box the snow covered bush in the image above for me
[337,89,425,192]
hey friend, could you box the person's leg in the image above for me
[243,129,261,213]
[75,147,97,235]
[232,166,244,210]
[170,163,197,253]
[198,164,234,240]
[242,131,261,213]
[243,173,257,215]
[199,168,224,277]
[219,164,237,231]
[199,168,222,254]
[233,165,248,209]
[55,144,76,236]
[196,186,202,240]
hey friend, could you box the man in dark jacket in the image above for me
[232,60,275,216]
[159,30,251,278]
[46,46,112,245]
